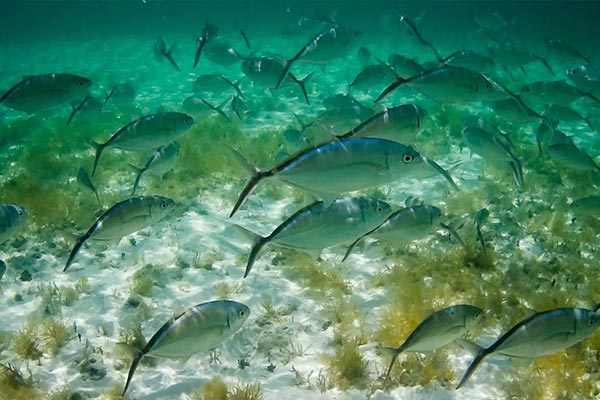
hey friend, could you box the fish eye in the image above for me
[18,210,23,216]
[239,309,245,317]
[376,206,383,213]
[589,318,596,327]
[161,202,167,209]
[485,83,491,89]
[402,153,413,163]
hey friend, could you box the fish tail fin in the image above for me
[382,347,401,385]
[226,146,270,217]
[423,156,459,190]
[193,38,204,68]
[66,106,78,126]
[456,349,488,389]
[122,349,145,397]
[63,236,86,272]
[374,77,408,103]
[293,112,314,133]
[342,235,365,262]
[228,77,245,99]
[165,46,181,72]
[508,159,524,188]
[275,58,295,89]
[128,163,145,196]
[102,87,114,109]
[89,140,106,177]
[297,71,315,105]
[201,98,231,122]
[440,222,467,249]
[533,55,555,76]
[244,236,268,278]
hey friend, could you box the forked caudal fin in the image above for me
[89,140,106,176]
[121,349,146,396]
[226,146,271,218]
[296,71,316,106]
[244,236,268,278]
[374,77,409,103]
[456,349,488,389]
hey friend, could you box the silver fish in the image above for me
[228,138,429,217]
[103,83,136,108]
[77,167,100,204]
[63,196,175,272]
[193,23,218,68]
[387,54,425,79]
[0,204,28,244]
[204,41,242,66]
[192,74,243,99]
[241,57,313,105]
[442,50,495,73]
[344,204,442,260]
[67,95,102,126]
[542,104,593,130]
[275,23,358,88]
[566,64,600,94]
[548,140,600,173]
[571,195,600,218]
[338,104,426,143]
[521,80,600,107]
[376,66,510,104]
[0,73,91,114]
[547,39,591,64]
[130,142,180,195]
[457,307,600,389]
[242,197,392,277]
[231,95,248,120]
[383,304,483,383]
[488,42,554,75]
[154,37,181,72]
[90,112,193,175]
[462,126,524,187]
[349,64,395,92]
[475,208,490,253]
[492,97,541,124]
[122,300,250,396]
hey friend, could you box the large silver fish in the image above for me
[241,197,392,277]
[462,126,524,187]
[63,196,175,272]
[91,112,193,175]
[343,204,442,260]
[383,304,483,383]
[122,300,250,396]
[548,140,600,173]
[457,307,600,389]
[0,204,28,244]
[376,66,510,104]
[387,54,425,78]
[228,137,429,217]
[241,57,314,104]
[130,142,180,195]
[441,50,495,73]
[566,64,600,94]
[0,73,91,113]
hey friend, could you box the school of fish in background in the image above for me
[1,2,600,398]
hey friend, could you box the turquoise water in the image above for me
[1,1,600,399]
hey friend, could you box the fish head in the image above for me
[461,305,484,328]
[66,75,92,97]
[9,204,29,223]
[149,196,176,217]
[172,112,195,133]
[424,205,443,223]
[576,309,600,337]
[476,74,510,101]
[359,198,392,223]
[228,301,251,332]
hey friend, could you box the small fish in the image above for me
[376,66,510,104]
[349,64,395,92]
[571,195,600,218]
[492,97,541,124]
[543,104,593,130]
[548,140,600,173]
[90,112,193,175]
[0,73,91,114]
[241,197,392,277]
[204,41,242,66]
[231,95,248,120]
[383,304,483,383]
[397,13,443,62]
[241,57,314,105]
[154,37,181,72]
[130,142,180,195]
[193,23,218,68]
[462,116,515,149]
[67,95,102,126]
[457,307,600,389]
[77,167,101,204]
[566,64,600,94]
[343,204,443,260]
[338,104,426,143]
[387,54,425,79]
[192,74,244,99]
[228,138,429,217]
[441,50,495,73]
[239,27,251,49]
[547,39,591,64]
[63,196,175,272]
[103,83,136,108]
[121,300,250,396]
[475,208,490,253]
[0,204,28,244]
[462,126,524,187]
[521,80,600,107]
[488,42,554,76]
[275,23,358,88]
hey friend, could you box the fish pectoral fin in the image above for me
[455,338,484,355]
